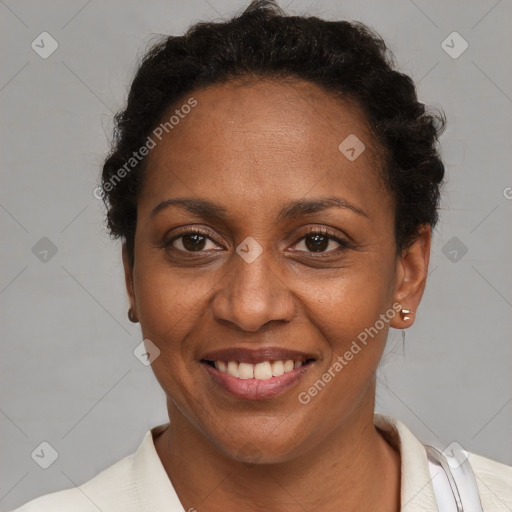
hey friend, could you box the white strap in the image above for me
[425,445,484,512]
[428,457,459,511]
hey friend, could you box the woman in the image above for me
[12,1,511,510]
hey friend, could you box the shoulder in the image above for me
[468,451,512,510]
[9,452,138,512]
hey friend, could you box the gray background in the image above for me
[1,0,511,509]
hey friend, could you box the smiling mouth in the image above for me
[201,358,316,380]
[200,357,316,400]
[199,346,318,400]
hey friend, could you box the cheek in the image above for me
[133,249,208,338]
[312,290,392,385]
[302,253,397,384]
[305,248,397,335]
[134,265,201,409]
[298,294,393,432]
[132,251,226,398]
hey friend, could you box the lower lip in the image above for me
[201,361,314,400]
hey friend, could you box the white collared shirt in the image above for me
[10,414,512,511]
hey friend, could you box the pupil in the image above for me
[183,234,206,251]
[306,234,328,252]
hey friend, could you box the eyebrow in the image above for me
[150,196,368,221]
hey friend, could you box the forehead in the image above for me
[147,78,378,159]
[138,78,388,221]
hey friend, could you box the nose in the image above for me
[211,246,296,333]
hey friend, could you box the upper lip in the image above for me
[200,347,318,365]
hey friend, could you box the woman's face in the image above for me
[124,79,429,462]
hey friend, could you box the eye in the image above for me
[166,228,222,253]
[291,227,350,254]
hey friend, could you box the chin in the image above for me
[204,416,314,465]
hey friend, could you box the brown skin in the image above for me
[122,78,431,512]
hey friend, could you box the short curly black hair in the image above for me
[100,0,445,267]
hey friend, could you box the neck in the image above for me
[154,394,401,512]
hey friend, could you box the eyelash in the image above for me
[164,226,351,256]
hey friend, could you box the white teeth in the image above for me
[211,359,307,380]
[238,362,254,379]
[254,361,273,380]
[283,360,295,372]
[227,361,239,377]
[271,360,284,376]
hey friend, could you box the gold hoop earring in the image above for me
[128,308,138,323]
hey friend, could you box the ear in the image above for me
[122,241,137,317]
[390,225,431,329]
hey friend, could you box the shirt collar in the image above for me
[132,423,184,512]
[374,413,438,511]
